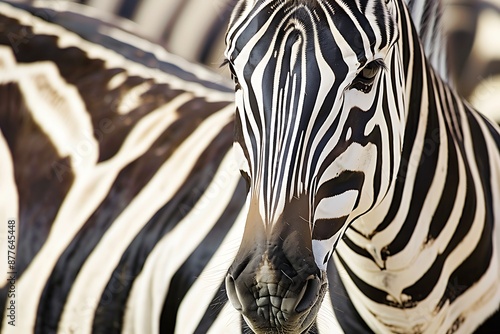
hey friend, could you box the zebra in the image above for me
[0,1,498,333]
[223,0,500,333]
[12,0,237,68]
[0,2,250,333]
[22,0,500,123]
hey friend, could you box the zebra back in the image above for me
[0,2,248,333]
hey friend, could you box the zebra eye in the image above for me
[350,59,385,93]
[361,62,380,80]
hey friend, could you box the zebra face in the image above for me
[225,0,400,332]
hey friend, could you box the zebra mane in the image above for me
[406,0,449,82]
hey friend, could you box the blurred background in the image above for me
[10,0,500,122]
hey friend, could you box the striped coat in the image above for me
[0,2,248,333]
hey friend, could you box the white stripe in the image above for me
[166,0,230,61]
[315,190,359,222]
[316,288,345,333]
[0,45,16,69]
[133,0,177,41]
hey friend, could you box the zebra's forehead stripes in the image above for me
[226,0,396,228]
[226,0,394,61]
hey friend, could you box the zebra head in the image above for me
[225,0,402,332]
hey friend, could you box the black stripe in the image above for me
[449,91,465,140]
[372,0,387,49]
[359,0,368,15]
[242,112,258,180]
[426,124,459,240]
[117,0,137,19]
[328,257,373,333]
[400,2,412,84]
[369,80,388,207]
[315,171,365,208]
[440,80,462,142]
[336,253,389,306]
[312,216,348,240]
[341,234,373,260]
[386,62,398,182]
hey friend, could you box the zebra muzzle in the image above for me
[225,270,326,333]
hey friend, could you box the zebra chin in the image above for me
[225,212,328,333]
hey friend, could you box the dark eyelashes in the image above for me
[371,58,387,71]
[221,58,241,90]
[220,58,230,68]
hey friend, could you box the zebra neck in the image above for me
[335,20,500,332]
[346,2,443,240]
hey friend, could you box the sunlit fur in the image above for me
[225,0,500,333]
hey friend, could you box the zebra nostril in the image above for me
[225,274,243,311]
[295,276,321,313]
